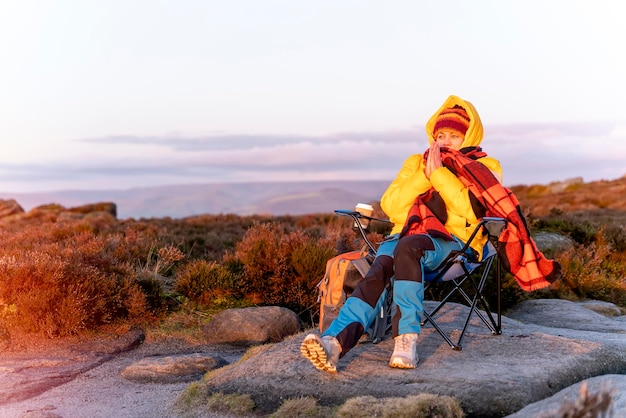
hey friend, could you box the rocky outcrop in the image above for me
[514,176,626,215]
[507,374,625,417]
[121,353,228,383]
[507,298,626,332]
[547,177,584,194]
[0,326,145,405]
[0,199,25,218]
[195,299,626,417]
[0,200,117,224]
[203,306,302,346]
[66,202,117,217]
[532,231,574,253]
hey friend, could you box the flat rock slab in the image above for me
[507,298,626,333]
[197,300,626,417]
[121,353,228,383]
[0,326,145,405]
[506,374,626,417]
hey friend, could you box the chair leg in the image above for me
[421,275,471,326]
[456,261,502,348]
[473,259,502,335]
[422,310,461,350]
[423,256,503,350]
[423,275,495,335]
[448,277,497,334]
[470,258,501,332]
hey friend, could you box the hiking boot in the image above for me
[389,333,419,369]
[300,334,341,372]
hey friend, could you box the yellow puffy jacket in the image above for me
[380,95,503,256]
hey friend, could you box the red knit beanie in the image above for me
[433,105,470,138]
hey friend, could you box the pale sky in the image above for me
[1,0,625,194]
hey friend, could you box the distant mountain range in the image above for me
[0,180,392,220]
[4,175,625,221]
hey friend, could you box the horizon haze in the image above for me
[4,175,624,220]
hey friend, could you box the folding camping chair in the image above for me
[420,216,507,350]
[336,209,507,350]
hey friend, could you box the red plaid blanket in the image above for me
[402,147,561,291]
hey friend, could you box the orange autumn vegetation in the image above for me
[0,210,383,341]
[1,187,626,342]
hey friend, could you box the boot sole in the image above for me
[389,355,418,369]
[300,335,336,373]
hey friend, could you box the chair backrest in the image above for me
[482,217,507,239]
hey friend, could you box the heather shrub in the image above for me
[148,245,186,276]
[175,260,238,306]
[135,277,166,312]
[603,224,626,253]
[541,233,626,305]
[135,244,186,308]
[289,239,337,315]
[230,221,336,315]
[524,184,551,198]
[0,224,143,337]
[119,214,273,262]
[0,219,186,339]
[3,196,625,343]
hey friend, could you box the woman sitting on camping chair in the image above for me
[300,95,503,372]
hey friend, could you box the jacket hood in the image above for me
[425,95,484,148]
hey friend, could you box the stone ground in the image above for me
[1,299,626,417]
[194,300,626,417]
[0,329,247,418]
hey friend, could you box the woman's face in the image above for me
[435,130,464,150]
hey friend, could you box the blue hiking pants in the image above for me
[322,233,464,356]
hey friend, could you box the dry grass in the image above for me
[174,386,256,417]
[545,381,615,418]
[143,309,209,345]
[272,396,334,417]
[270,393,464,418]
[336,394,464,418]
[200,392,256,416]
[175,388,464,418]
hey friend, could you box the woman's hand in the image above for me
[425,141,442,179]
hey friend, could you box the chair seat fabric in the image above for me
[424,241,496,283]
